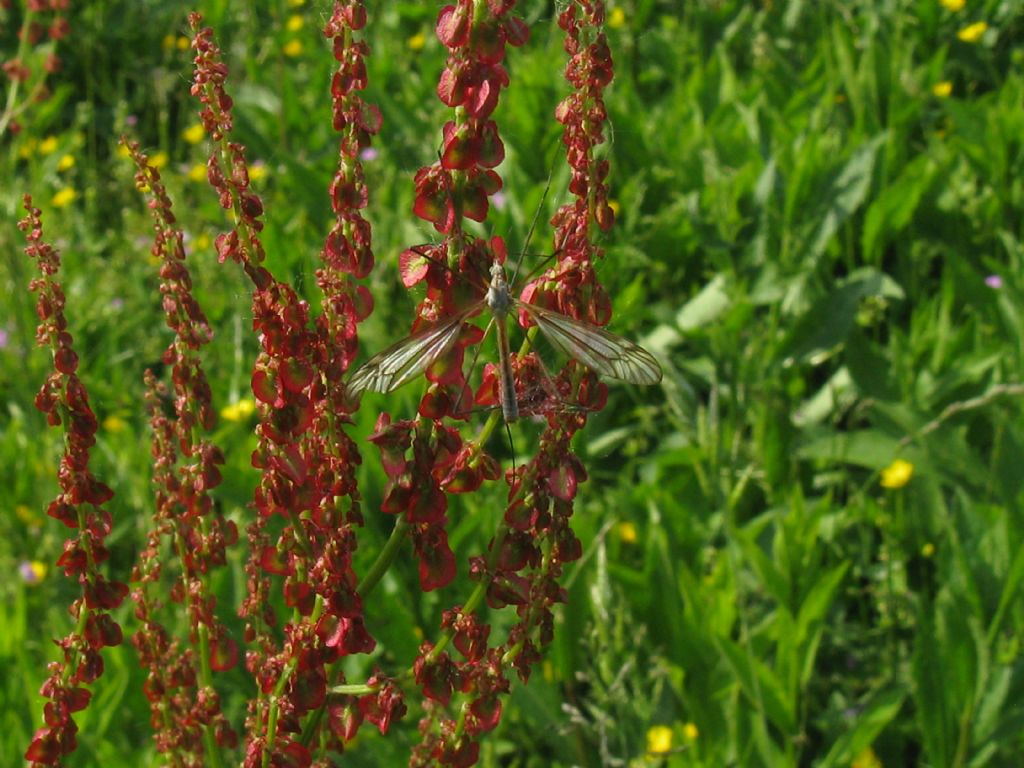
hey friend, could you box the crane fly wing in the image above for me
[516,301,663,386]
[348,302,484,394]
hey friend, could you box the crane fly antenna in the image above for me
[509,161,556,285]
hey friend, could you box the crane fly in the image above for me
[348,256,662,424]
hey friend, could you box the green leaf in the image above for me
[795,562,849,666]
[797,429,907,470]
[779,268,904,366]
[675,274,732,332]
[818,688,907,768]
[862,153,937,263]
[845,327,898,400]
[715,635,796,734]
[804,134,887,264]
[913,602,953,767]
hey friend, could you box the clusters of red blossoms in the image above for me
[1,0,70,125]
[124,139,240,763]
[366,1,616,764]
[191,8,398,765]
[20,197,128,766]
[21,1,622,765]
[363,2,530,641]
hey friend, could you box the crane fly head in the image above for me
[489,260,506,284]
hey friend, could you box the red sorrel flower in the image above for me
[123,138,239,761]
[21,196,128,767]
[20,3,628,765]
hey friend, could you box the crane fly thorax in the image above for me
[486,262,512,318]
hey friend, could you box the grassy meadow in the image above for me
[2,0,1024,765]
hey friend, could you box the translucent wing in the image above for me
[517,301,663,385]
[348,302,484,394]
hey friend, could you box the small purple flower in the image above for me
[985,274,1003,289]
[125,114,138,127]
[491,190,507,211]
[359,147,379,162]
[109,297,124,310]
[0,327,9,350]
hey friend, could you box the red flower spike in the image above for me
[413,166,456,233]
[83,613,123,649]
[451,614,491,662]
[399,247,432,287]
[436,3,471,48]
[476,120,505,168]
[408,484,448,525]
[381,481,413,515]
[320,614,377,656]
[469,694,503,733]
[497,530,538,571]
[251,368,278,405]
[210,633,239,672]
[548,460,577,502]
[259,544,291,575]
[25,727,63,763]
[83,576,129,610]
[280,357,314,393]
[553,526,583,563]
[328,700,364,743]
[413,652,456,706]
[359,681,407,735]
[289,667,327,712]
[272,738,312,768]
[416,526,457,591]
[486,573,530,609]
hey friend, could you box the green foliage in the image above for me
[2,0,1023,766]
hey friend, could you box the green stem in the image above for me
[357,516,411,597]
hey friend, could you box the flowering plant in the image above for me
[21,2,637,765]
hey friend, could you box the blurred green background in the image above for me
[2,1,1024,765]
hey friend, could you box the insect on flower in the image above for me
[347,246,662,423]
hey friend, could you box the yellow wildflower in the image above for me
[617,521,638,544]
[932,81,953,98]
[222,398,256,422]
[608,7,626,29]
[103,415,128,433]
[646,725,673,755]
[250,162,268,181]
[20,560,48,584]
[162,34,176,51]
[150,151,169,169]
[940,0,965,11]
[16,504,40,526]
[408,31,427,52]
[957,21,987,43]
[183,123,205,144]
[116,142,132,159]
[288,0,305,6]
[188,163,207,183]
[283,39,304,57]
[57,153,75,171]
[39,135,59,155]
[853,746,883,768]
[287,15,304,32]
[194,232,212,251]
[921,542,936,558]
[880,459,914,489]
[51,187,77,208]
[683,722,699,741]
[177,36,190,51]
[18,137,38,158]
